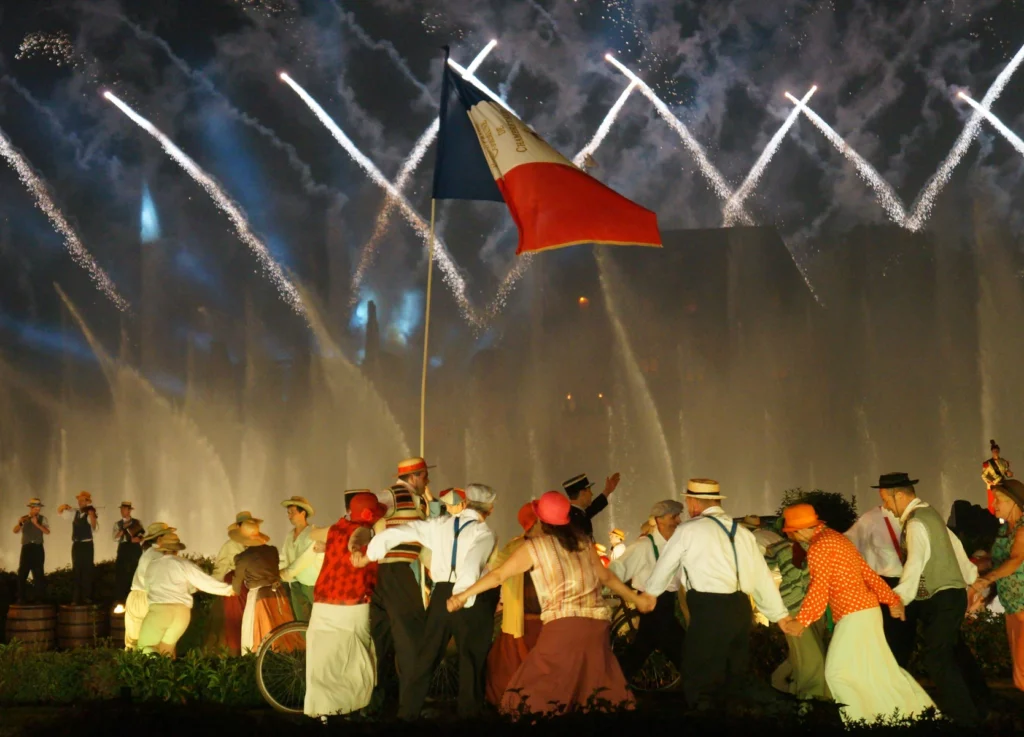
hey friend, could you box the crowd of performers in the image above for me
[9,442,1024,725]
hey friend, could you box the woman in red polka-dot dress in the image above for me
[779,504,935,723]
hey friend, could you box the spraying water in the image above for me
[0,126,129,311]
[723,87,817,226]
[958,91,1024,157]
[785,92,907,226]
[905,42,1024,231]
[573,81,639,168]
[103,91,303,313]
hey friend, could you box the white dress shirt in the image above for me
[281,525,324,587]
[893,499,978,606]
[130,547,163,592]
[610,543,626,561]
[645,506,789,622]
[609,529,678,593]
[844,505,904,578]
[366,509,496,608]
[145,554,234,607]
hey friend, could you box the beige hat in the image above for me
[155,532,186,551]
[229,519,270,547]
[119,501,134,510]
[26,498,44,508]
[228,511,263,532]
[684,478,727,500]
[142,522,177,541]
[281,496,314,518]
[651,499,684,518]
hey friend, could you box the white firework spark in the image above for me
[0,125,128,311]
[573,81,638,168]
[958,91,1024,157]
[103,91,303,313]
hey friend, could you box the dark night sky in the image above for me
[1,0,1023,361]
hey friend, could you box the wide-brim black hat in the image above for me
[563,474,593,497]
[993,479,1024,511]
[871,472,919,489]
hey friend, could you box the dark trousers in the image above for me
[71,540,94,603]
[399,582,499,720]
[620,591,685,681]
[881,576,917,667]
[114,543,142,602]
[916,588,989,725]
[17,544,45,603]
[370,563,426,707]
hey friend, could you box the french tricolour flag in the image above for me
[432,56,662,255]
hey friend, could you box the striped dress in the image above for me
[525,535,610,623]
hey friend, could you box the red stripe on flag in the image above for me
[497,162,662,255]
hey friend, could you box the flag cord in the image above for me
[418,198,437,458]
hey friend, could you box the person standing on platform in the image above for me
[563,472,620,539]
[364,484,499,719]
[113,501,144,602]
[609,499,686,684]
[13,498,49,603]
[983,440,1013,516]
[844,501,913,666]
[641,479,795,711]
[878,472,990,725]
[124,522,176,649]
[58,491,98,604]
[280,496,322,622]
[608,528,627,561]
[370,457,433,708]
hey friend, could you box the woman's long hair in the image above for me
[541,521,585,552]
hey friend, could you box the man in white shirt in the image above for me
[844,503,915,665]
[280,496,323,622]
[123,522,176,650]
[876,472,989,725]
[641,479,793,710]
[610,499,685,683]
[140,532,235,658]
[364,483,498,720]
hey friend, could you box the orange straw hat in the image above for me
[396,457,435,476]
[782,503,822,533]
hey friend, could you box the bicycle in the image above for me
[608,599,681,692]
[256,620,308,714]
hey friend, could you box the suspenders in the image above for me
[646,534,660,561]
[706,516,741,590]
[448,517,476,583]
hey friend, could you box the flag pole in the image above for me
[418,198,437,457]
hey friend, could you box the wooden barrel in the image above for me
[57,604,109,649]
[109,608,126,648]
[4,604,57,651]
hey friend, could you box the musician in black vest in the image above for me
[563,471,620,539]
[113,501,144,602]
[57,490,98,604]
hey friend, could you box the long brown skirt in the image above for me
[486,617,544,706]
[500,616,635,716]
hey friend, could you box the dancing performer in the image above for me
[124,522,176,649]
[780,504,933,722]
[563,472,620,539]
[113,501,145,602]
[57,491,98,604]
[205,511,259,655]
[449,491,649,716]
[280,496,322,622]
[983,440,1013,516]
[231,519,297,653]
[13,498,49,603]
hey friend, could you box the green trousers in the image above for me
[288,582,315,622]
[771,617,830,701]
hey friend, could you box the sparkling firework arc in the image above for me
[0,126,129,311]
[102,91,303,314]
[957,92,1024,159]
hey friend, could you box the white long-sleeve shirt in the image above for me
[845,505,904,578]
[281,525,324,587]
[366,509,496,608]
[212,539,245,582]
[145,554,234,607]
[645,506,789,622]
[893,499,978,606]
[130,547,163,593]
[609,529,678,593]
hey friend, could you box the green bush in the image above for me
[776,488,859,533]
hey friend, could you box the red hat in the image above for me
[396,457,435,476]
[517,502,538,532]
[349,492,388,525]
[531,491,571,526]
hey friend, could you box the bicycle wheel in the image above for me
[609,610,681,692]
[256,620,308,714]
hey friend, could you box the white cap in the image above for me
[465,483,497,505]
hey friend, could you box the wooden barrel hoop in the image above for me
[57,604,109,649]
[4,604,57,651]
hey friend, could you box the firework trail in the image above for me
[1,75,99,172]
[605,54,752,224]
[448,58,519,116]
[350,42,498,301]
[905,42,1024,232]
[785,92,907,226]
[279,73,481,327]
[0,126,128,311]
[573,81,638,168]
[103,91,302,313]
[723,87,817,226]
[958,92,1024,157]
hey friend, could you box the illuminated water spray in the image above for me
[723,87,817,226]
[958,91,1024,158]
[103,91,302,313]
[785,92,907,226]
[279,73,481,327]
[0,125,129,311]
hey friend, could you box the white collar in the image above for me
[455,509,484,524]
[899,497,927,524]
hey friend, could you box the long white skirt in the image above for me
[826,606,935,723]
[304,602,376,718]
[240,584,264,654]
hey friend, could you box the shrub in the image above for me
[776,488,858,533]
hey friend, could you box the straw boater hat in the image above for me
[142,522,177,541]
[120,501,134,510]
[281,496,315,518]
[684,479,726,500]
[227,511,262,532]
[26,498,44,508]
[155,532,186,552]
[396,457,434,476]
[610,528,626,541]
[229,519,270,547]
[870,472,919,490]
